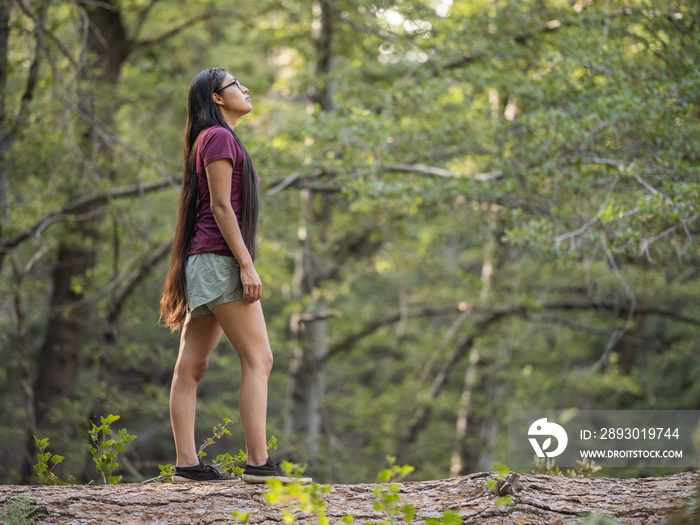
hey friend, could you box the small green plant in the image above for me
[147,419,277,483]
[533,456,601,478]
[425,510,463,525]
[231,510,251,524]
[197,419,258,478]
[33,437,74,485]
[257,459,470,525]
[262,462,341,525]
[197,417,234,459]
[2,496,47,525]
[372,456,416,524]
[571,512,618,525]
[485,463,516,507]
[86,414,137,484]
[156,463,175,482]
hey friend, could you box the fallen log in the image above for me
[0,470,697,524]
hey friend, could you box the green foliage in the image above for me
[424,511,463,525]
[231,510,251,524]
[533,457,602,478]
[259,460,471,524]
[1,497,47,525]
[197,417,234,459]
[263,465,333,525]
[372,457,416,524]
[571,513,618,525]
[32,437,74,486]
[86,414,137,484]
[151,427,277,483]
[485,463,515,507]
[3,0,700,487]
[156,463,175,483]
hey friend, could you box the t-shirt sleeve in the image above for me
[200,127,238,168]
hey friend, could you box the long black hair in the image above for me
[160,68,259,332]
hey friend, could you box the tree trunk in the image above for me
[0,471,697,524]
[284,1,335,450]
[286,300,331,452]
[449,233,494,476]
[617,313,646,375]
[27,0,131,479]
[0,0,10,244]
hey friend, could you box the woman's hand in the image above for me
[239,263,262,304]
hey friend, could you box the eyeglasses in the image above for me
[215,79,242,94]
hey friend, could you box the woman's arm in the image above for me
[206,158,262,304]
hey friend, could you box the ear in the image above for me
[212,92,224,106]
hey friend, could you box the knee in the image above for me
[245,349,273,378]
[174,356,210,384]
[256,349,273,377]
[263,351,273,377]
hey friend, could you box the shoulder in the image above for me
[199,126,240,165]
[200,126,238,152]
[201,126,233,144]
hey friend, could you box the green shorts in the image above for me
[186,253,244,317]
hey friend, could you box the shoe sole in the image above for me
[172,475,241,483]
[241,474,313,484]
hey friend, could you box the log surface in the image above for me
[0,471,697,524]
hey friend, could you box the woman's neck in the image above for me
[220,109,238,130]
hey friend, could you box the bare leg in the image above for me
[170,313,223,467]
[211,300,273,466]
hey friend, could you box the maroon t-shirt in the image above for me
[189,127,244,256]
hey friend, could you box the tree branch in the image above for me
[104,239,173,340]
[132,8,235,50]
[382,164,504,181]
[394,306,526,460]
[394,299,700,459]
[8,0,49,149]
[325,304,464,363]
[14,0,81,70]
[130,0,160,42]
[0,179,176,253]
[431,9,635,74]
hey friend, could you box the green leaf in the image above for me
[442,511,463,525]
[378,469,392,483]
[102,414,120,425]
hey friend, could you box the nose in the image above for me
[241,84,249,94]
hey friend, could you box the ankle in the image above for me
[247,455,269,467]
[177,457,201,468]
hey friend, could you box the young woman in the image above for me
[160,68,309,484]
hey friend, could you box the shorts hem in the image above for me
[189,293,244,318]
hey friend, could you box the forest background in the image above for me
[1,0,699,486]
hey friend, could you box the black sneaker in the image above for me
[241,457,312,484]
[172,461,240,483]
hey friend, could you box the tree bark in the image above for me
[0,471,697,524]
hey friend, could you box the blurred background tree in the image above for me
[0,0,698,484]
